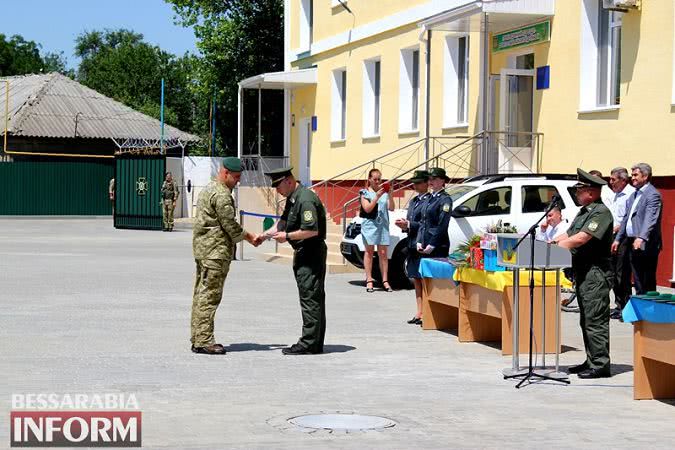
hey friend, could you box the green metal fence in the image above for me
[0,160,114,215]
[114,154,165,230]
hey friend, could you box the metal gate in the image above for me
[0,160,114,215]
[114,154,165,230]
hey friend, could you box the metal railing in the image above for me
[337,131,544,230]
[241,154,290,207]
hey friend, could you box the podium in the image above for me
[497,234,571,380]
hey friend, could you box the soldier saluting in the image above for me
[260,167,328,355]
[553,169,614,379]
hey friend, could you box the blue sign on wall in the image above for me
[311,116,318,131]
[536,66,550,90]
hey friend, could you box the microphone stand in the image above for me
[504,197,570,388]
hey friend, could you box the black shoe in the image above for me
[610,309,622,320]
[282,344,313,355]
[407,316,421,324]
[567,362,589,374]
[366,280,375,293]
[577,367,611,379]
[191,344,226,355]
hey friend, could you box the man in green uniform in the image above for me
[554,169,614,379]
[191,157,259,355]
[260,167,328,355]
[161,172,179,231]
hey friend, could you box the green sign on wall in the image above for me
[492,21,551,53]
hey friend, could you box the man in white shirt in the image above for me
[607,167,634,318]
[536,206,569,242]
[590,170,613,207]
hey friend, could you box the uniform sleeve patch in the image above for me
[442,204,451,213]
[303,210,314,222]
[588,221,598,231]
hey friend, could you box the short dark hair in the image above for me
[589,170,603,178]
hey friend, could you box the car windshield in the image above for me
[444,185,478,202]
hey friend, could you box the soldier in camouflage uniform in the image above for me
[554,169,614,379]
[191,157,259,355]
[161,172,179,231]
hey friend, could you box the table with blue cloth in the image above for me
[420,258,561,355]
[622,296,675,400]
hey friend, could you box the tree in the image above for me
[167,0,284,156]
[75,29,197,134]
[0,34,72,77]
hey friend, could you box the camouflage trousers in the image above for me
[162,199,175,230]
[190,259,231,347]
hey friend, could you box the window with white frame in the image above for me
[399,47,420,132]
[299,0,313,52]
[331,68,347,141]
[363,59,381,137]
[443,35,469,127]
[579,0,622,110]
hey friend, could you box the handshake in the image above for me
[245,230,289,247]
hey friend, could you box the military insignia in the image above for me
[442,204,450,213]
[303,210,314,222]
[136,177,148,196]
[588,221,598,231]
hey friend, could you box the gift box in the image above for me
[483,249,506,272]
[470,247,484,270]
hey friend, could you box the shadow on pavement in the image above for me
[323,345,356,354]
[226,343,286,352]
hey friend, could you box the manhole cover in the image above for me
[288,414,396,431]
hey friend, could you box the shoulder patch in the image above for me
[303,210,314,222]
[588,221,598,231]
[442,204,451,213]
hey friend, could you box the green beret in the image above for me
[223,157,242,172]
[428,167,450,182]
[573,168,606,188]
[264,166,294,187]
[409,170,430,183]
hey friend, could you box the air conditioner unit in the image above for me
[603,0,640,11]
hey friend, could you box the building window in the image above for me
[363,59,381,137]
[332,68,347,141]
[443,35,469,127]
[299,0,313,52]
[399,47,420,133]
[598,9,622,106]
[579,0,622,110]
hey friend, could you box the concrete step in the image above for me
[260,252,362,274]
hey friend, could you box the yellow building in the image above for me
[240,0,674,286]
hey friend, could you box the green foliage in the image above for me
[75,29,196,134]
[167,0,285,156]
[0,34,72,77]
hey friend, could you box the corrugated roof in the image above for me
[0,73,199,143]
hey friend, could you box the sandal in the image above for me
[382,280,393,292]
[366,280,375,293]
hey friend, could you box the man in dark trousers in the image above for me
[612,163,663,294]
[260,167,328,355]
[555,169,614,379]
[395,170,430,325]
[417,167,453,258]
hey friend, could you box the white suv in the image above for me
[340,174,581,288]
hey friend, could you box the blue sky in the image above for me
[2,0,198,68]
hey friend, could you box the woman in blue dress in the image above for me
[360,168,395,292]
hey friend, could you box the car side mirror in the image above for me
[452,205,472,218]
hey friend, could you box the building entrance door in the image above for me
[298,117,312,185]
[498,68,534,173]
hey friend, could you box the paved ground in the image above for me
[1,218,674,449]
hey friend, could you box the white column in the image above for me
[237,85,243,159]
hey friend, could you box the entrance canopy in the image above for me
[420,0,554,34]
[238,68,317,90]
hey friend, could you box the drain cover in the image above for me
[288,414,396,431]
